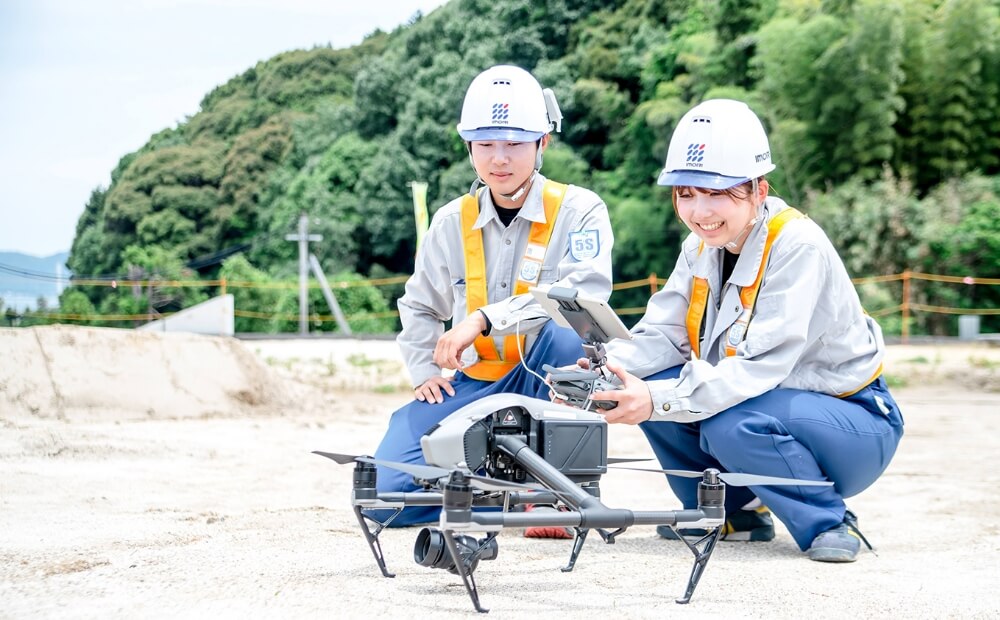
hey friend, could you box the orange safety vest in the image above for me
[460,180,568,382]
[684,206,880,397]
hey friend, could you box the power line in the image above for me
[0,262,75,282]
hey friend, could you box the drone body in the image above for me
[420,393,607,486]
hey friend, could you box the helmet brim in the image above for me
[657,169,749,189]
[458,127,546,142]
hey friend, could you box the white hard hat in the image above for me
[658,99,776,189]
[456,65,562,142]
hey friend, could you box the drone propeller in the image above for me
[312,451,546,493]
[361,456,552,493]
[312,450,369,465]
[606,457,653,465]
[313,451,455,480]
[609,465,833,487]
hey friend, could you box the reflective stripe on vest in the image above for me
[685,207,806,360]
[460,180,568,382]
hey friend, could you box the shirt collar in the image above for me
[728,197,789,286]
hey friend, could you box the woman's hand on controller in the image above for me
[593,361,653,425]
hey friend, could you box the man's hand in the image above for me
[414,375,456,404]
[433,312,487,370]
[591,361,653,425]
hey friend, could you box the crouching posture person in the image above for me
[588,99,903,562]
[368,65,614,535]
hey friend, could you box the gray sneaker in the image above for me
[807,510,872,562]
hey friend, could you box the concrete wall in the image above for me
[137,294,234,336]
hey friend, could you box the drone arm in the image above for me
[380,492,444,505]
[630,509,716,527]
[473,510,581,529]
[493,435,598,510]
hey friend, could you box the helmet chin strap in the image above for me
[496,140,544,203]
[499,170,537,202]
[722,216,759,250]
[716,195,765,250]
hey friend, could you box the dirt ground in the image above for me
[2,326,999,618]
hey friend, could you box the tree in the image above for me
[216,118,294,245]
[58,289,97,327]
[902,0,1000,191]
[120,245,207,314]
[811,0,905,183]
[563,78,634,169]
[708,0,775,88]
[917,174,1000,334]
[353,136,424,273]
[754,13,846,195]
[806,168,923,279]
[218,255,285,334]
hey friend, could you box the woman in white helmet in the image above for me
[589,99,904,562]
[369,65,615,534]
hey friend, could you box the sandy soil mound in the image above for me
[0,326,290,422]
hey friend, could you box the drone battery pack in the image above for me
[536,418,607,479]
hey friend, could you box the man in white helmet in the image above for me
[579,99,904,562]
[369,65,614,535]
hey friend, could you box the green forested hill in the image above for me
[63,0,1000,335]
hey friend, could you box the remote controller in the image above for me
[530,285,634,413]
[543,364,621,410]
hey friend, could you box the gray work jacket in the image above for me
[398,175,614,386]
[606,197,884,422]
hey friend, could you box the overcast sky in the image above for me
[0,0,449,257]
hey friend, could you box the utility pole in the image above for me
[285,213,322,334]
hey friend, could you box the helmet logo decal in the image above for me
[686,143,706,167]
[491,103,510,124]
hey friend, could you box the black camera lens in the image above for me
[413,528,498,574]
[414,528,449,568]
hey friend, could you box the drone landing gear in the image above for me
[562,528,588,572]
[441,529,492,613]
[675,525,724,604]
[560,526,625,572]
[355,506,399,578]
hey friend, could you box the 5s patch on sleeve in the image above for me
[569,230,600,261]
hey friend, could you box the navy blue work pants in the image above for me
[639,365,904,550]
